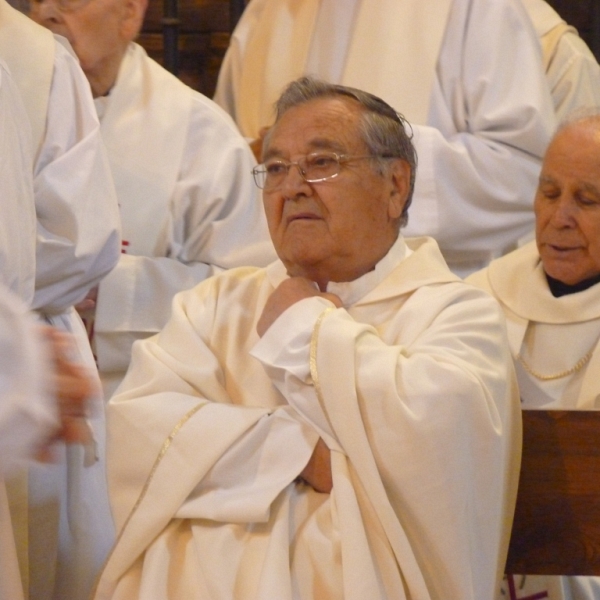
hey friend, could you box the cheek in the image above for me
[586,226,600,265]
[262,197,283,238]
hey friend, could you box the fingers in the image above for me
[39,326,98,449]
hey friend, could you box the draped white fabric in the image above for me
[0,7,121,599]
[95,236,520,600]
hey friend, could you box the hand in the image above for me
[250,126,270,162]
[299,438,332,493]
[257,277,342,337]
[74,285,98,315]
[35,327,96,460]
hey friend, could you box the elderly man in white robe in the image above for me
[0,3,122,600]
[214,0,557,276]
[468,110,600,600]
[93,78,521,600]
[30,0,276,400]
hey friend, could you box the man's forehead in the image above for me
[265,98,363,159]
[264,137,348,161]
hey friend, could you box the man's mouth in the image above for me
[287,213,321,223]
[545,243,582,254]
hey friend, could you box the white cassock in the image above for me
[92,42,276,398]
[0,4,122,600]
[0,59,56,600]
[468,241,600,600]
[93,236,521,600]
[214,0,556,275]
[521,0,600,122]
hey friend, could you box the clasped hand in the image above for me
[258,277,341,494]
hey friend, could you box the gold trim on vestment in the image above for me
[92,402,207,596]
[309,307,336,421]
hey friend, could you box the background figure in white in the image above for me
[521,0,600,122]
[0,3,122,600]
[214,0,556,276]
[31,0,277,399]
[468,111,600,600]
[0,58,98,600]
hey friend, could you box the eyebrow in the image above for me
[263,137,348,162]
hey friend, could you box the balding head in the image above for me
[535,108,600,285]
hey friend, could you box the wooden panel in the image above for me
[139,0,230,95]
[506,410,600,575]
[547,0,599,60]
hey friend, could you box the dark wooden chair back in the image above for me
[507,410,600,575]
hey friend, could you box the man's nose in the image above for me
[30,0,63,25]
[550,195,577,227]
[280,164,312,197]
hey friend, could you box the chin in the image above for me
[543,263,589,286]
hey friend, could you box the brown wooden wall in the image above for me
[138,0,600,98]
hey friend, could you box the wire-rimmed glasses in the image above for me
[251,151,388,190]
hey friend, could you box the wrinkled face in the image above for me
[535,122,600,285]
[30,0,131,92]
[262,97,409,288]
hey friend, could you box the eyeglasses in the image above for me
[251,152,389,190]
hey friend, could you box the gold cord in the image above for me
[516,347,594,381]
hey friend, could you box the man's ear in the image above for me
[120,0,148,42]
[387,159,411,220]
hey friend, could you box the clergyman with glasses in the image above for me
[94,77,520,600]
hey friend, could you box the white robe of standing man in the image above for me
[0,3,121,600]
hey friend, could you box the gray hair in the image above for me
[268,76,418,228]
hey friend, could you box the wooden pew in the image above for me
[507,410,600,575]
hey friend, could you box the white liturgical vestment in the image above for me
[93,42,275,398]
[0,4,121,600]
[0,287,56,600]
[94,236,521,600]
[0,59,35,307]
[0,60,55,600]
[214,0,556,275]
[468,241,600,600]
[522,0,600,122]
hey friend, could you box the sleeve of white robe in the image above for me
[0,286,56,477]
[403,0,556,266]
[31,38,121,315]
[106,282,317,532]
[94,94,275,374]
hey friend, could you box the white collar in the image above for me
[266,235,410,306]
